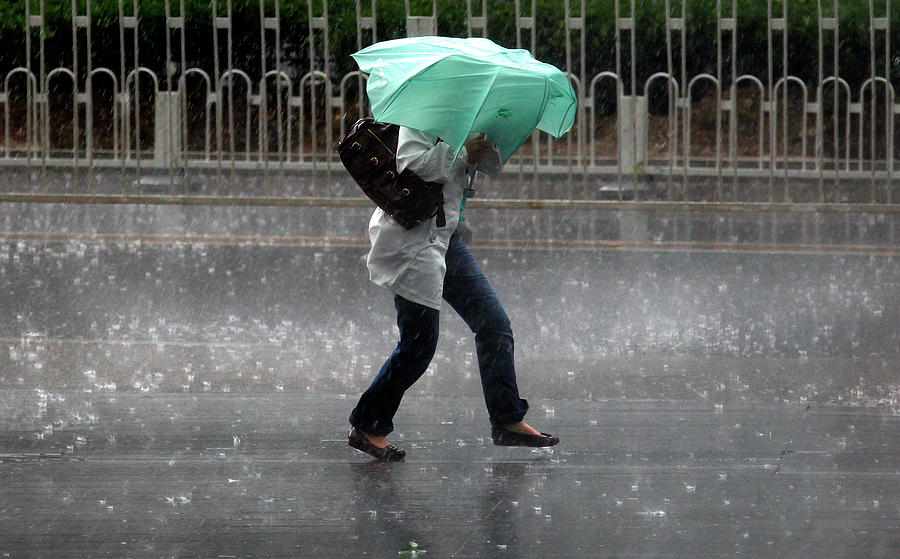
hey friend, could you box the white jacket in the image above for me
[366,127,502,310]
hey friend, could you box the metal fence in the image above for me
[0,0,898,207]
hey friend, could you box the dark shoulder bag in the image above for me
[338,118,446,230]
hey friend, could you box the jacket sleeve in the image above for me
[395,127,458,183]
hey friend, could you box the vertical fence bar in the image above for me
[211,0,234,194]
[665,0,681,200]
[20,3,30,177]
[766,0,773,199]
[260,1,291,192]
[466,0,487,38]
[165,0,174,193]
[404,0,437,37]
[720,0,738,199]
[866,0,875,200]
[577,0,586,183]
[353,0,377,126]
[666,0,690,200]
[356,0,377,48]
[131,0,141,185]
[665,0,675,199]
[764,0,791,200]
[514,0,537,198]
[175,1,188,188]
[306,1,316,175]
[816,1,826,201]
[884,0,897,204]
[563,0,585,196]
[76,0,95,190]
[615,0,637,199]
[258,0,271,190]
[678,0,687,199]
[26,0,47,191]
[178,0,188,180]
[816,0,842,200]
[118,0,141,187]
[780,0,788,201]
[273,1,285,192]
[117,0,127,188]
[70,0,81,189]
[553,1,563,170]
[212,0,221,191]
[676,0,688,200]
[833,1,842,191]
[888,0,894,203]
[1,77,5,160]
[712,0,724,201]
[878,0,892,202]
[2,75,9,160]
[629,0,637,200]
[615,0,623,199]
[307,0,333,190]
[164,0,186,192]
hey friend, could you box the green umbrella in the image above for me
[352,36,577,163]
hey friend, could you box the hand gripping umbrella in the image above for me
[351,36,577,163]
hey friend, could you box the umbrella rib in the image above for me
[501,75,550,162]
[460,66,503,156]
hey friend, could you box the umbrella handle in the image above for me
[459,168,477,222]
[466,168,478,196]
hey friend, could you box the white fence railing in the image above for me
[0,0,897,205]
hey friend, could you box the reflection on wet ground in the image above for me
[0,393,897,558]
[0,239,897,404]
[0,214,897,557]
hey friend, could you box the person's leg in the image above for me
[442,231,529,427]
[349,295,439,437]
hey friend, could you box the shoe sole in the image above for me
[492,430,559,447]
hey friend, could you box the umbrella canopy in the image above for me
[352,36,577,162]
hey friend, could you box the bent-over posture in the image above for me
[349,127,558,461]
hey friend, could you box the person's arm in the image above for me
[464,134,503,176]
[396,127,456,183]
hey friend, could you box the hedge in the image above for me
[2,1,898,94]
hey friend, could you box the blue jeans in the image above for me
[350,231,529,436]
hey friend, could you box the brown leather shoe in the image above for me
[348,427,406,461]
[491,426,559,447]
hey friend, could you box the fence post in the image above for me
[466,0,487,37]
[618,95,647,173]
[154,91,182,167]
[405,0,436,37]
[406,17,435,37]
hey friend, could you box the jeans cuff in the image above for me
[349,414,393,437]
[489,399,529,427]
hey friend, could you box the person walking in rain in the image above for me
[348,127,559,461]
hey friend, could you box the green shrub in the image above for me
[1,0,896,95]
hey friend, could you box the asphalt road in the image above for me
[1,392,897,558]
[0,201,897,557]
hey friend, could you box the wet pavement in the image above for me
[0,202,898,557]
[1,392,897,558]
